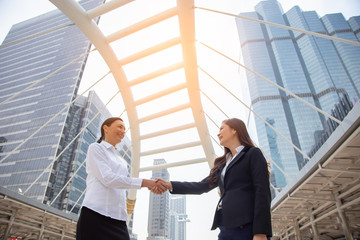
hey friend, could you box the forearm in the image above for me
[141,179,154,188]
[171,178,214,195]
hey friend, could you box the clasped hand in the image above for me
[147,178,172,195]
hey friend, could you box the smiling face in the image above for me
[217,122,238,149]
[103,119,126,146]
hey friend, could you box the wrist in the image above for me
[141,179,152,188]
[169,181,173,192]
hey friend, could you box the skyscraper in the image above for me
[148,159,170,240]
[0,0,104,203]
[49,90,112,212]
[235,0,360,188]
[349,16,360,40]
[50,90,134,214]
[169,195,189,240]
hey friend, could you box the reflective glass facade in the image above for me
[52,90,132,214]
[348,16,360,40]
[0,0,104,203]
[169,195,187,240]
[148,159,170,240]
[236,0,360,188]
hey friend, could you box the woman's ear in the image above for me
[103,125,108,134]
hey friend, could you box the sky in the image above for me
[0,0,359,239]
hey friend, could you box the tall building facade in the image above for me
[0,0,104,203]
[169,195,188,240]
[236,0,360,188]
[148,159,170,240]
[51,90,133,214]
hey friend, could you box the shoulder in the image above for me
[88,142,103,153]
[244,146,262,155]
[245,147,266,162]
[89,142,100,149]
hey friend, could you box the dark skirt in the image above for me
[217,209,253,240]
[76,207,130,240]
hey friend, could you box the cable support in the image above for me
[0,48,97,107]
[200,90,229,118]
[270,182,281,193]
[70,186,86,213]
[203,112,223,150]
[204,111,220,129]
[119,108,126,118]
[52,91,121,176]
[0,23,76,49]
[206,105,289,181]
[198,65,311,162]
[198,41,342,126]
[25,89,119,196]
[0,70,111,165]
[51,153,87,207]
[200,72,292,180]
[246,104,253,128]
[118,109,131,134]
[210,135,223,150]
[260,147,291,181]
[194,7,360,47]
[49,104,124,207]
[69,145,131,213]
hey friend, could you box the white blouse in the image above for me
[82,141,142,221]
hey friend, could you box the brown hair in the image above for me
[207,118,255,187]
[97,117,124,143]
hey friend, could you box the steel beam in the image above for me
[334,191,354,240]
[87,0,134,19]
[176,0,216,167]
[139,158,208,172]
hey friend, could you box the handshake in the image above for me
[143,178,172,195]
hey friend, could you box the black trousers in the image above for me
[76,207,130,240]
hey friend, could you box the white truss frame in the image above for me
[49,0,216,203]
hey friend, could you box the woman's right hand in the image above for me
[155,178,172,192]
[142,179,167,194]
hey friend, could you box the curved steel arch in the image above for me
[50,0,216,211]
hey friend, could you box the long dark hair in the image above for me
[207,118,255,187]
[97,117,124,143]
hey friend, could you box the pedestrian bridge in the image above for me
[0,0,359,239]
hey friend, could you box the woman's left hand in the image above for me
[253,234,267,240]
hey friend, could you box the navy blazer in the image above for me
[171,146,272,237]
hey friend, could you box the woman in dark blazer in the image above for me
[157,118,272,240]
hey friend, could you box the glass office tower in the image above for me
[236,0,360,188]
[148,159,170,240]
[50,91,107,212]
[169,195,188,240]
[348,16,360,40]
[53,90,133,214]
[0,0,104,203]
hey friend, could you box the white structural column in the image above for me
[310,211,320,240]
[294,219,302,240]
[4,209,16,239]
[334,191,354,240]
[49,0,216,217]
[176,0,216,167]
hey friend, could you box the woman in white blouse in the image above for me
[76,117,165,240]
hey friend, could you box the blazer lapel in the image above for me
[217,164,225,190]
[225,146,249,175]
